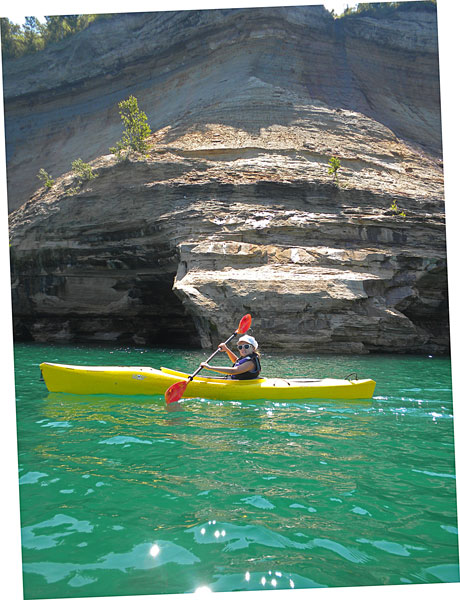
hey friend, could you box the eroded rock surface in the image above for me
[6,4,448,353]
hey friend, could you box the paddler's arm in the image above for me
[218,342,238,363]
[200,359,255,376]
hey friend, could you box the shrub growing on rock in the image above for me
[37,168,54,189]
[390,199,406,218]
[71,158,97,182]
[328,156,341,185]
[66,158,98,195]
[109,95,152,158]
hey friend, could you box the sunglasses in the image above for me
[238,344,252,350]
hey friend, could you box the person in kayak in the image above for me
[200,334,261,379]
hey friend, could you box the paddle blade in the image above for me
[165,380,188,404]
[237,314,252,334]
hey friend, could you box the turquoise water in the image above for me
[13,343,459,598]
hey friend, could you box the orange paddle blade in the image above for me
[237,314,252,334]
[165,380,189,404]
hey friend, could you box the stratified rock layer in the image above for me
[6,4,448,354]
[3,5,441,211]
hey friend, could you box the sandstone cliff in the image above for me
[6,4,448,354]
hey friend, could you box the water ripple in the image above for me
[23,540,200,585]
[14,345,458,596]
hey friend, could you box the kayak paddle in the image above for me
[165,314,252,404]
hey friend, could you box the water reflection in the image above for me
[166,401,186,413]
[22,540,200,583]
[40,391,380,499]
[202,567,325,592]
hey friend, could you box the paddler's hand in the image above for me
[218,343,228,352]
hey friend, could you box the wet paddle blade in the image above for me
[165,314,252,404]
[237,314,252,334]
[165,380,188,404]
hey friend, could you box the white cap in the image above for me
[238,335,258,350]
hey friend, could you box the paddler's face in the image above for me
[237,343,253,356]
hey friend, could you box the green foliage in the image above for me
[1,14,105,59]
[67,158,98,195]
[37,168,54,189]
[1,19,27,58]
[66,187,80,196]
[338,1,436,19]
[390,199,406,218]
[109,96,152,157]
[71,158,97,182]
[22,17,45,54]
[327,156,341,185]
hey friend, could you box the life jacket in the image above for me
[231,353,261,380]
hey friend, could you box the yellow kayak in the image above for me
[39,362,376,401]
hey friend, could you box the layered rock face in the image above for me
[6,4,448,354]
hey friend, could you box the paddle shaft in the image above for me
[188,330,239,382]
[165,313,251,404]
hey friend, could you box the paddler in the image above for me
[200,334,261,379]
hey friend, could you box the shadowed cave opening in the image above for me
[11,274,201,349]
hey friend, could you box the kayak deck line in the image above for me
[40,363,160,373]
[39,362,376,401]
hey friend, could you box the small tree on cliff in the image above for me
[71,158,97,182]
[37,168,54,189]
[66,158,98,195]
[328,156,341,186]
[110,95,152,157]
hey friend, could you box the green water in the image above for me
[13,343,459,598]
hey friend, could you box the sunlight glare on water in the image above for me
[12,343,460,598]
